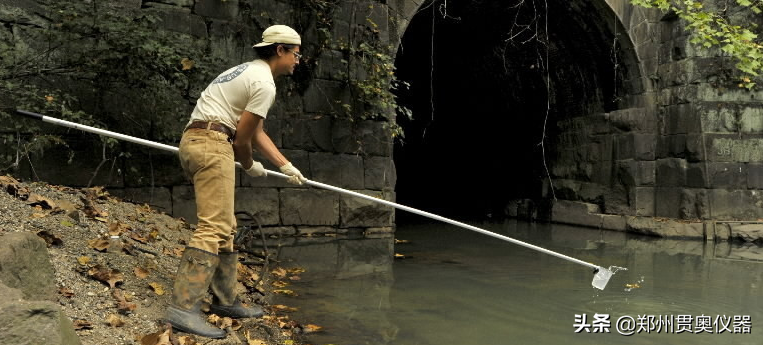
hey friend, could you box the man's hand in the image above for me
[245,161,267,177]
[279,162,307,185]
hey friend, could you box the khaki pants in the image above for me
[178,128,236,254]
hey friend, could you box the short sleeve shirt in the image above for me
[187,59,276,132]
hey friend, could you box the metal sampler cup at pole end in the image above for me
[592,266,627,290]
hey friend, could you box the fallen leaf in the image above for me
[60,219,75,227]
[177,336,198,345]
[140,328,171,345]
[27,193,57,209]
[207,314,232,329]
[181,57,195,70]
[272,280,289,288]
[271,267,287,278]
[57,200,78,213]
[174,247,184,257]
[36,231,63,247]
[106,313,125,327]
[288,275,301,281]
[286,267,305,275]
[271,304,298,312]
[394,253,408,259]
[395,239,410,244]
[112,289,137,314]
[84,186,110,200]
[94,216,108,223]
[81,195,108,219]
[303,324,323,333]
[149,282,165,295]
[73,319,93,330]
[134,267,149,279]
[148,227,160,242]
[58,287,75,298]
[87,265,124,288]
[130,232,149,244]
[88,238,111,252]
[77,256,91,265]
[0,175,29,198]
[109,221,127,236]
[625,283,641,289]
[272,289,297,296]
[32,212,47,218]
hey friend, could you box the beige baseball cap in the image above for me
[252,25,301,47]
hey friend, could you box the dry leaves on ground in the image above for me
[270,305,298,312]
[88,237,111,252]
[36,230,63,247]
[105,314,125,327]
[87,265,124,289]
[59,287,75,298]
[73,319,93,330]
[77,256,91,266]
[148,282,165,295]
[112,289,137,314]
[140,327,171,345]
[134,267,150,279]
[302,324,323,333]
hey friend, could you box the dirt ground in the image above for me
[0,175,312,345]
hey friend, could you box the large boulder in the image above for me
[0,282,81,345]
[0,233,81,345]
[0,232,57,301]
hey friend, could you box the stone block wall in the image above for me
[1,0,396,235]
[524,0,763,239]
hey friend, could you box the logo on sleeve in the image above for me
[212,63,249,84]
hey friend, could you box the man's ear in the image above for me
[276,45,285,57]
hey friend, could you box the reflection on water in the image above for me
[272,221,763,345]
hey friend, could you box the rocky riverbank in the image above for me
[0,175,312,345]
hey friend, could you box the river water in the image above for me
[271,220,763,345]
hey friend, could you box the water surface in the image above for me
[272,220,763,345]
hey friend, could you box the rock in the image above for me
[0,232,57,301]
[625,216,704,239]
[729,224,763,243]
[339,190,394,228]
[309,152,365,190]
[551,200,603,229]
[0,282,81,345]
[280,189,339,226]
[364,156,395,190]
[235,188,280,226]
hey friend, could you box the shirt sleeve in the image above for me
[244,81,276,119]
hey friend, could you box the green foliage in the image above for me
[304,0,411,138]
[631,0,763,88]
[0,0,219,172]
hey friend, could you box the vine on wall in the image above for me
[631,0,763,88]
[305,0,412,138]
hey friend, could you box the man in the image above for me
[166,25,307,338]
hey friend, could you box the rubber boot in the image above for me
[166,247,227,339]
[209,251,264,318]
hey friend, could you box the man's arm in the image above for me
[233,110,288,169]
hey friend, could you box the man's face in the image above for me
[277,45,301,76]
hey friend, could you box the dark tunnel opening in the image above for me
[393,0,641,220]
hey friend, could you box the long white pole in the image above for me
[16,109,602,271]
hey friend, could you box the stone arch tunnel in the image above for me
[392,0,647,219]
